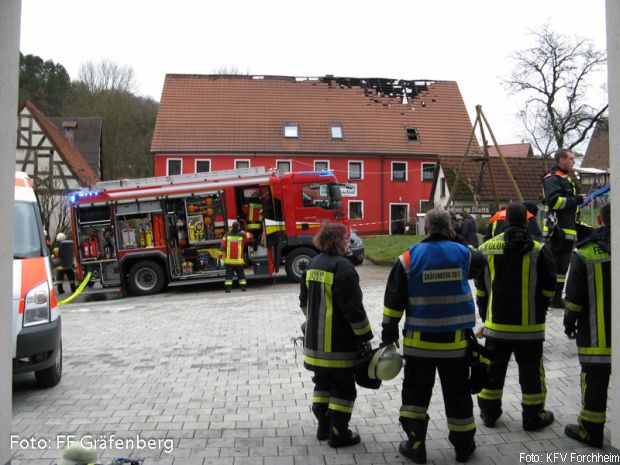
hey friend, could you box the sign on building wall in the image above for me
[448,205,491,214]
[340,183,358,197]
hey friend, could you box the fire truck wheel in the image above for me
[285,247,317,283]
[128,260,165,296]
[35,340,62,388]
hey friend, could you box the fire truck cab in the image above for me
[69,167,348,295]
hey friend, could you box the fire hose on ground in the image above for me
[58,272,92,305]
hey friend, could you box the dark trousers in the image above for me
[224,265,246,287]
[547,236,574,302]
[311,368,357,427]
[578,363,611,444]
[401,356,475,451]
[55,268,76,293]
[477,339,546,416]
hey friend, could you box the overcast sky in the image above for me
[19,0,608,148]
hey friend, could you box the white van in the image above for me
[12,172,68,387]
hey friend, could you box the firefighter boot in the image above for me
[565,422,604,449]
[328,411,361,448]
[312,404,330,441]
[398,416,428,464]
[523,410,555,431]
[549,282,565,309]
[477,395,502,427]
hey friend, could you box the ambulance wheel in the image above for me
[35,340,62,388]
[128,260,165,295]
[285,247,316,283]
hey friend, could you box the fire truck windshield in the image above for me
[301,183,342,210]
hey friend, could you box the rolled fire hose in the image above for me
[58,272,92,305]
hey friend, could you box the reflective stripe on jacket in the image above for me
[565,228,611,365]
[300,253,373,369]
[476,230,556,341]
[542,166,579,240]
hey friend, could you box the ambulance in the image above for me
[12,172,69,387]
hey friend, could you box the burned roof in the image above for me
[151,74,477,156]
[435,155,554,203]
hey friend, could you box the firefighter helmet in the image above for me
[368,343,403,381]
[56,232,66,241]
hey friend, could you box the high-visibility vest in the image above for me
[542,167,579,240]
[222,232,246,265]
[246,202,262,229]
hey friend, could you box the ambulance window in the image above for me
[13,201,44,258]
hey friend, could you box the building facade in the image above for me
[151,75,477,234]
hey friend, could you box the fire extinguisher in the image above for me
[82,235,90,258]
[90,236,99,258]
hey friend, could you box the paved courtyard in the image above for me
[10,262,617,465]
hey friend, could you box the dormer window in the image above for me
[406,127,419,142]
[331,125,343,139]
[284,124,299,138]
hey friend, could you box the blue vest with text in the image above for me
[406,240,475,333]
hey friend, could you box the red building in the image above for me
[151,75,476,234]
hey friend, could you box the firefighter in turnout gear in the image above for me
[475,204,557,431]
[563,203,611,448]
[484,201,542,241]
[221,221,252,292]
[52,232,76,294]
[382,208,483,463]
[299,222,373,448]
[542,148,584,309]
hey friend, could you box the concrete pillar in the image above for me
[606,0,620,449]
[0,2,20,464]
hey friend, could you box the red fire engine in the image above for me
[68,167,349,295]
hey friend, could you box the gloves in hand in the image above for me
[356,341,372,358]
[563,312,577,339]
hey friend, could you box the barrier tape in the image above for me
[58,272,92,305]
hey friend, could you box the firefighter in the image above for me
[299,222,373,448]
[563,203,611,448]
[243,191,263,238]
[484,201,541,241]
[52,232,76,295]
[382,208,483,463]
[542,148,584,309]
[220,221,252,293]
[475,204,556,431]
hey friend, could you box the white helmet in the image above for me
[56,232,66,241]
[368,343,404,381]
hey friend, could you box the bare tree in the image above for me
[78,60,136,93]
[505,24,607,156]
[35,175,71,241]
[210,65,250,75]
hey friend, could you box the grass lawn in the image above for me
[362,235,423,265]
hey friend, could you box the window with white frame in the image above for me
[421,162,436,182]
[167,159,182,176]
[284,124,299,138]
[391,161,407,181]
[195,159,211,173]
[235,159,250,170]
[331,125,343,139]
[314,160,329,172]
[348,161,363,180]
[348,200,363,220]
[276,160,291,175]
[406,127,419,142]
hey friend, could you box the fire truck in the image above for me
[68,167,349,295]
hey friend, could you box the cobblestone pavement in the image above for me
[11,262,616,465]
